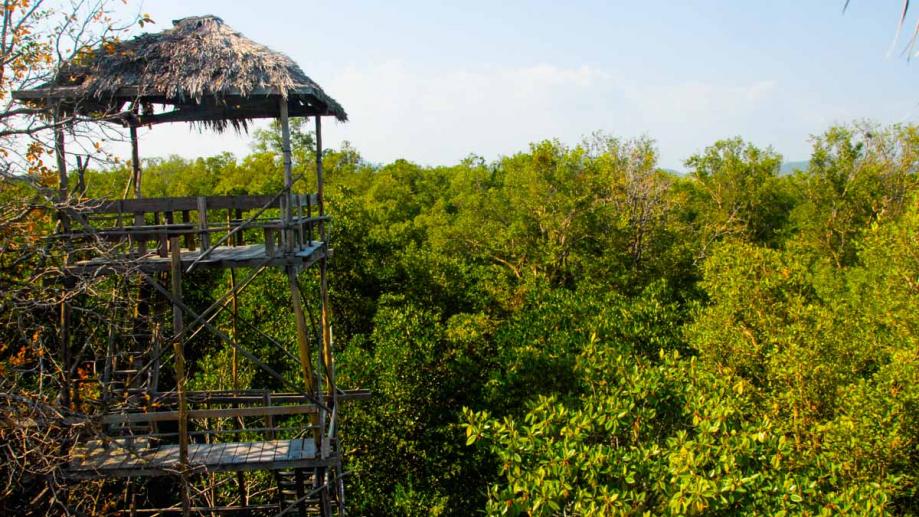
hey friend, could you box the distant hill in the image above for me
[660,162,807,177]
[780,161,808,175]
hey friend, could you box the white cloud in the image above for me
[319,61,779,167]
[106,62,785,169]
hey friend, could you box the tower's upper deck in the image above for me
[66,193,327,274]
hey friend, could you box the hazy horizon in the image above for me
[110,1,919,169]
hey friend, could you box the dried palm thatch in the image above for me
[14,15,346,131]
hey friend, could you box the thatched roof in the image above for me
[13,15,347,129]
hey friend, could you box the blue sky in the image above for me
[113,1,919,169]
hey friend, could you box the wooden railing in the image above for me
[65,193,325,260]
[92,389,369,459]
[101,390,323,446]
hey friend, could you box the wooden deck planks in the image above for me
[288,439,301,462]
[72,242,325,273]
[67,439,322,478]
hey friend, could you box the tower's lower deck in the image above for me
[67,438,330,479]
[71,241,327,274]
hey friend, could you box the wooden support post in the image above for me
[170,236,190,517]
[130,123,142,199]
[197,196,210,250]
[288,265,321,443]
[182,210,194,250]
[315,116,325,242]
[334,462,346,516]
[280,98,293,252]
[228,267,247,506]
[315,115,336,454]
[318,466,332,517]
[134,211,147,257]
[294,469,307,517]
[306,195,313,245]
[318,259,334,460]
[225,208,232,243]
[235,208,244,245]
[296,194,305,249]
[319,263,333,399]
[265,228,276,257]
[157,212,168,257]
[288,268,315,396]
[229,269,240,393]
[265,392,275,439]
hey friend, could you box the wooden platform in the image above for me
[67,438,327,479]
[70,242,326,273]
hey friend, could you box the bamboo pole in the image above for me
[281,100,323,445]
[130,123,142,199]
[288,265,322,448]
[129,123,149,373]
[289,268,315,396]
[315,116,335,414]
[228,267,247,506]
[314,116,324,242]
[229,268,240,393]
[170,236,190,517]
[280,99,292,252]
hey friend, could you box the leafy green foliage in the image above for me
[65,122,919,514]
[683,137,797,253]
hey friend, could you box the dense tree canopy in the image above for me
[2,120,917,514]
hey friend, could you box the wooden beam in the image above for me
[229,268,240,392]
[196,196,210,251]
[149,389,370,404]
[289,268,316,396]
[280,98,293,252]
[315,114,335,416]
[319,263,333,405]
[136,103,326,125]
[12,85,328,103]
[181,210,194,250]
[130,123,142,199]
[315,116,325,242]
[169,236,190,517]
[295,468,307,517]
[76,194,312,214]
[99,404,319,425]
[228,266,247,507]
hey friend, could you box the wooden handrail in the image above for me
[75,194,318,215]
[100,404,319,425]
[149,389,370,405]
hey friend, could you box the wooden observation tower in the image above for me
[13,15,365,515]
